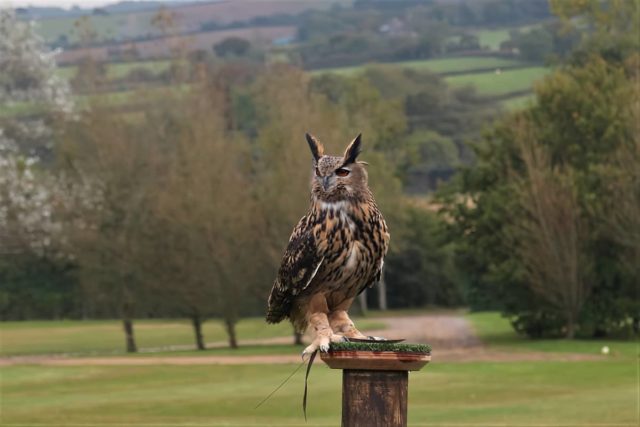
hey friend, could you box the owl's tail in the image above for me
[265,281,289,324]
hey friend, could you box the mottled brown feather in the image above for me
[266,134,389,332]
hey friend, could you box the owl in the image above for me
[266,133,390,357]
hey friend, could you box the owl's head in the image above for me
[306,133,370,203]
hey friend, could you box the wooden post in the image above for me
[321,343,431,427]
[342,369,407,426]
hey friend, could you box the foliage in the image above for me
[0,9,71,112]
[213,37,251,57]
[0,8,80,320]
[385,204,463,308]
[509,27,554,62]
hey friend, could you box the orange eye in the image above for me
[336,168,350,177]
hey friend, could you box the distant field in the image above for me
[474,25,539,50]
[475,28,512,50]
[36,0,351,44]
[313,56,527,76]
[0,317,384,356]
[445,66,549,96]
[58,60,171,81]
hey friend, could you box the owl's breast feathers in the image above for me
[266,198,389,324]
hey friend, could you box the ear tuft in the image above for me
[306,133,324,162]
[342,133,362,165]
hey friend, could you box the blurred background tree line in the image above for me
[0,0,637,351]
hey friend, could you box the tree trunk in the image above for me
[565,313,576,339]
[294,330,304,345]
[225,317,238,349]
[358,291,368,316]
[122,301,137,353]
[191,314,206,350]
[378,271,388,311]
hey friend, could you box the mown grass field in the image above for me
[1,357,636,425]
[0,317,383,356]
[1,311,637,426]
[446,66,549,96]
[313,56,526,76]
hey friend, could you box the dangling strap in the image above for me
[303,349,318,421]
[255,360,305,410]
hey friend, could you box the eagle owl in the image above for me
[266,133,390,357]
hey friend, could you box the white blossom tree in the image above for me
[0,8,74,260]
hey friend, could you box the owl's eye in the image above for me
[335,168,350,177]
[315,167,321,177]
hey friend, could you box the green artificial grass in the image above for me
[330,341,431,354]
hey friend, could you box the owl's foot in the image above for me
[301,333,345,360]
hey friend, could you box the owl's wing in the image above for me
[360,220,390,292]
[266,216,323,324]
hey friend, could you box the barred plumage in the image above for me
[266,133,390,356]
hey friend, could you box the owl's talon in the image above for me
[330,333,346,343]
[302,344,317,360]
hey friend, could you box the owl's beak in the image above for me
[322,176,331,191]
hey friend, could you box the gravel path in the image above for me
[0,313,602,366]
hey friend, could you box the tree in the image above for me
[509,122,591,338]
[442,54,638,338]
[0,8,77,320]
[511,28,554,62]
[214,37,251,57]
[61,109,159,352]
[149,75,262,349]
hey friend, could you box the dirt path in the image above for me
[0,314,602,366]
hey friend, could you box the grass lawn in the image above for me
[0,317,384,356]
[313,56,526,76]
[446,66,550,96]
[1,360,636,426]
[467,311,639,359]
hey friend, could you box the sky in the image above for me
[2,0,194,9]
